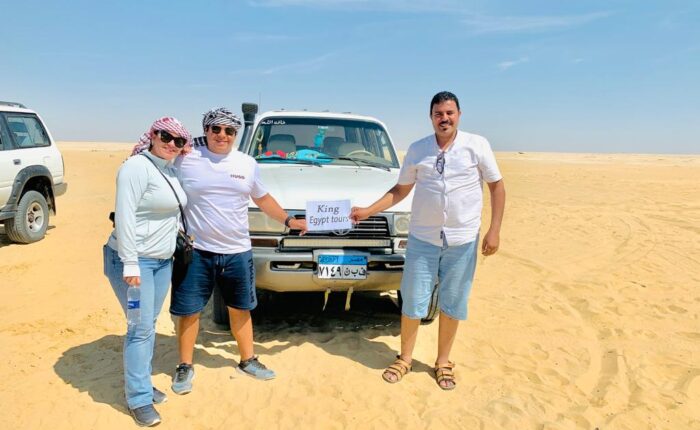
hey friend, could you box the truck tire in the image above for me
[5,191,49,244]
[212,284,230,327]
[397,283,439,324]
[212,286,273,327]
[422,284,440,323]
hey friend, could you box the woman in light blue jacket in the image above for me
[103,117,191,427]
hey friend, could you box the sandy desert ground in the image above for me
[1,142,698,429]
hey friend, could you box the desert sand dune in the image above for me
[1,144,698,429]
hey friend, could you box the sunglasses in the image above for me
[156,130,187,148]
[210,125,236,136]
[435,151,445,175]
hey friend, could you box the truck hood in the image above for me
[253,164,413,212]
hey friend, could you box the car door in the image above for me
[0,115,24,207]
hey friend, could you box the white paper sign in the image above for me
[306,200,352,232]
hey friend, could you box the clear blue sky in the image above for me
[2,0,698,153]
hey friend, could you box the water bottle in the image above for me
[126,286,141,325]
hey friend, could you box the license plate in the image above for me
[317,254,367,279]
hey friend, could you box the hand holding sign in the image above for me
[288,217,308,235]
[349,206,371,224]
[306,200,352,232]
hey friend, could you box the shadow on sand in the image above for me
[201,291,409,370]
[54,291,420,414]
[0,224,56,248]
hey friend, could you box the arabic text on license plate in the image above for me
[317,255,367,279]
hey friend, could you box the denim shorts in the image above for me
[170,248,257,316]
[400,234,478,320]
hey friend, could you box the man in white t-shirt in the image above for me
[169,108,307,393]
[351,92,506,390]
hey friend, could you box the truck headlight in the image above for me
[248,210,285,233]
[393,213,410,236]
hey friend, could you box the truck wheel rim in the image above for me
[26,202,44,232]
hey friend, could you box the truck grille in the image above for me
[281,238,392,249]
[289,215,390,238]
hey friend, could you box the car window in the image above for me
[250,117,400,168]
[0,117,10,151]
[5,115,50,148]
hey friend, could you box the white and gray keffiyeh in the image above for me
[202,107,242,132]
[192,135,208,148]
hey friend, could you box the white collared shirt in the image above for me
[398,130,502,246]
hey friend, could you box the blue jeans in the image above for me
[103,245,171,409]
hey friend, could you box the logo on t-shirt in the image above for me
[230,173,246,180]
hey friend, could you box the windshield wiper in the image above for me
[315,155,360,168]
[336,156,391,171]
[256,155,323,167]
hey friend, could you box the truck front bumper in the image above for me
[252,247,406,292]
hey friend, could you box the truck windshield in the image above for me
[248,117,400,169]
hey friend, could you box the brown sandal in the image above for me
[434,361,456,390]
[382,356,411,383]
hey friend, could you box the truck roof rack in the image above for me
[0,101,27,108]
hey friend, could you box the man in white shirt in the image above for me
[350,91,506,390]
[169,108,307,393]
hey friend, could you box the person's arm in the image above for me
[481,179,505,255]
[350,183,414,222]
[114,160,149,285]
[252,193,308,234]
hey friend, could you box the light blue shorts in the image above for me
[400,234,478,321]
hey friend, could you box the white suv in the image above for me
[0,101,67,243]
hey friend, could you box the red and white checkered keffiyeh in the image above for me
[131,116,193,156]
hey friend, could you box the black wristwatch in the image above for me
[284,215,295,228]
